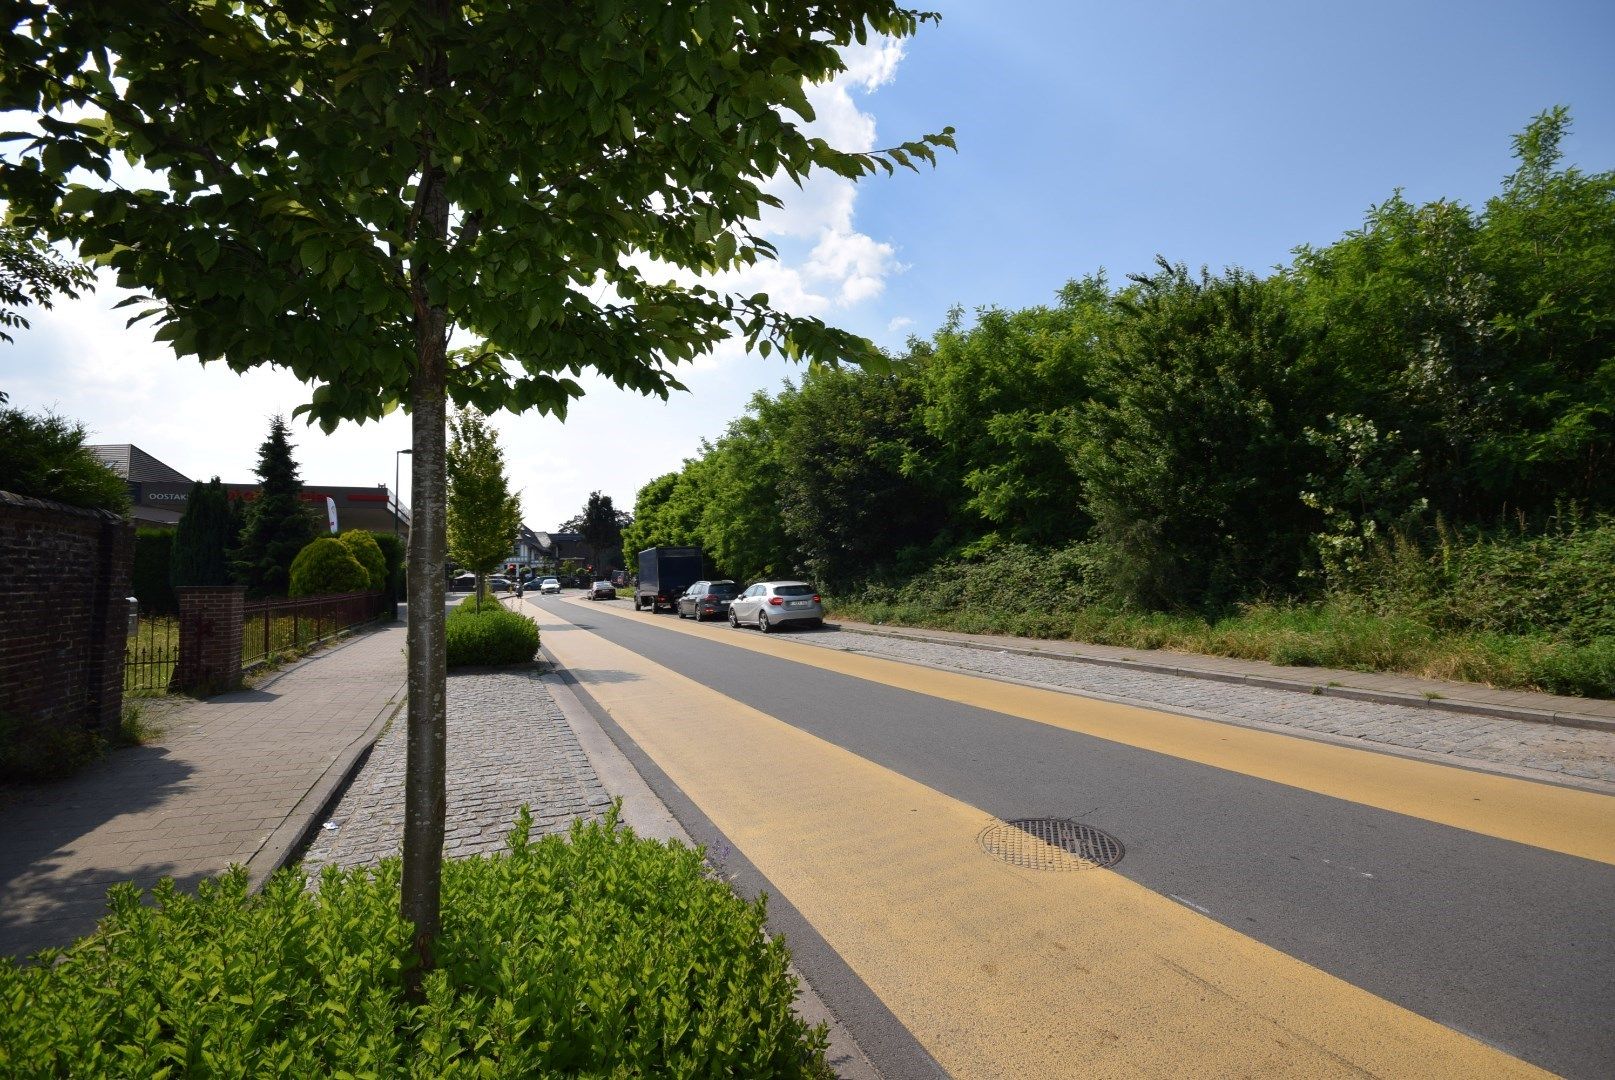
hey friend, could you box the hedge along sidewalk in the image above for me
[0,619,405,960]
[832,620,1615,734]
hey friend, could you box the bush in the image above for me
[288,537,371,597]
[337,530,388,592]
[446,600,539,667]
[369,531,405,599]
[0,810,831,1077]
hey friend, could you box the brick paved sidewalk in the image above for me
[0,622,405,960]
[300,665,611,876]
[810,622,1615,789]
[832,620,1615,729]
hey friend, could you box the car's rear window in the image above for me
[773,585,814,597]
[709,582,739,597]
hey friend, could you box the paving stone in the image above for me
[300,666,610,876]
[801,629,1615,786]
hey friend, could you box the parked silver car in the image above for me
[728,581,823,632]
[677,579,739,621]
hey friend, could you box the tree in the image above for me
[170,477,234,587]
[914,277,1113,546]
[447,408,520,607]
[577,491,623,574]
[1073,261,1325,609]
[233,416,317,598]
[2,1,950,968]
[0,406,128,513]
[774,365,947,589]
[0,226,93,347]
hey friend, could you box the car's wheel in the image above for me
[758,611,772,633]
[809,618,824,629]
[729,610,740,628]
[677,605,686,619]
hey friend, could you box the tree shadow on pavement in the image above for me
[0,745,196,959]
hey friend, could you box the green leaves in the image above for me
[0,815,830,1076]
[0,1,952,431]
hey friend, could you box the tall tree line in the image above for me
[628,109,1614,608]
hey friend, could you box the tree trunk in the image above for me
[401,0,453,983]
[403,316,448,975]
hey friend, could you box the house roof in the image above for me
[86,444,192,485]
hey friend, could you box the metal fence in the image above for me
[241,591,388,668]
[124,614,179,692]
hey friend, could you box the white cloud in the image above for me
[887,315,915,333]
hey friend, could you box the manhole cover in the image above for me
[978,818,1123,871]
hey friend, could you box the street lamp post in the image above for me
[394,449,412,539]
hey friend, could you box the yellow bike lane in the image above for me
[533,596,1611,1078]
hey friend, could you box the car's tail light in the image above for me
[768,596,783,606]
[703,593,717,601]
[812,594,820,603]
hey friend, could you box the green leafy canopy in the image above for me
[1,2,955,429]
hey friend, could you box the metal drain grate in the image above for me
[978,818,1124,871]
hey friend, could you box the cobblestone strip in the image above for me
[801,629,1615,787]
[301,666,612,875]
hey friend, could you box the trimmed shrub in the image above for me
[288,537,371,598]
[131,528,177,616]
[446,601,539,667]
[0,809,831,1077]
[337,529,387,592]
[369,531,405,599]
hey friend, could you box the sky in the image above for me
[5,1,1613,532]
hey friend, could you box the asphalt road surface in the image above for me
[525,593,1614,1079]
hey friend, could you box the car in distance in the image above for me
[587,580,616,600]
[728,581,823,632]
[677,579,739,621]
[539,577,561,595]
[484,575,513,592]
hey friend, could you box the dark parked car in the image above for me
[676,579,739,621]
[587,580,616,600]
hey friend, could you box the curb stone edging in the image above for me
[243,690,404,891]
[836,624,1615,735]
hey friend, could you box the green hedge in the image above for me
[0,810,830,1077]
[131,528,177,616]
[446,599,540,667]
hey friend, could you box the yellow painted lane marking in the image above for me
[559,596,1615,866]
[539,605,1550,1078]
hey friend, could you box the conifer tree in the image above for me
[170,477,234,587]
[233,416,317,597]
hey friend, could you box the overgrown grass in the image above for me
[0,808,832,1077]
[833,519,1615,698]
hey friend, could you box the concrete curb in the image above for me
[243,688,404,891]
[835,623,1615,735]
[235,617,408,890]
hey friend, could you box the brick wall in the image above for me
[0,490,135,742]
[172,586,246,694]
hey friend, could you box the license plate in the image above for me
[787,600,808,608]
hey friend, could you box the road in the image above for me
[522,592,1615,1079]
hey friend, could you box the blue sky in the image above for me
[5,1,1612,531]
